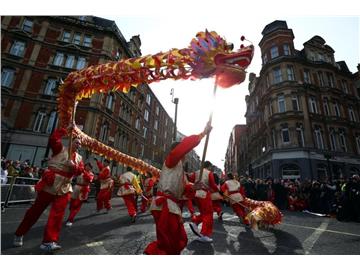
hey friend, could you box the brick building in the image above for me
[226,20,360,181]
[1,16,175,174]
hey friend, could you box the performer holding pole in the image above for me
[144,122,212,255]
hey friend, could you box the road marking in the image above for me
[281,222,360,237]
[302,220,329,254]
[86,241,103,247]
[85,241,109,254]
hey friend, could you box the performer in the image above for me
[211,169,223,221]
[13,128,84,251]
[65,162,94,226]
[117,167,142,222]
[220,173,249,226]
[140,172,156,213]
[179,162,195,219]
[188,160,220,243]
[144,122,212,255]
[95,158,114,213]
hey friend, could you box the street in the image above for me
[1,197,360,255]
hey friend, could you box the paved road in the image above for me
[2,197,360,255]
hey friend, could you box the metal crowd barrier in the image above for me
[1,176,40,211]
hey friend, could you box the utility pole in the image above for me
[171,88,179,142]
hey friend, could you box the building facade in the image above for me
[224,124,247,176]
[239,20,360,181]
[1,16,175,174]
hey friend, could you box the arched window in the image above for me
[46,111,58,134]
[281,164,300,180]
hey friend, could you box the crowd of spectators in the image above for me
[1,157,44,184]
[234,175,360,222]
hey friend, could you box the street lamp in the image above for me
[170,88,179,142]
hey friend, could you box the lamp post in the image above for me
[170,88,179,142]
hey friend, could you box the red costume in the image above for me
[211,190,223,219]
[95,160,113,212]
[140,176,156,213]
[188,167,219,237]
[144,134,204,255]
[66,168,94,223]
[117,170,138,219]
[15,128,83,245]
[221,179,249,225]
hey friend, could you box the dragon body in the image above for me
[58,30,253,177]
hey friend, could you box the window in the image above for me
[44,78,57,96]
[140,144,144,157]
[122,135,128,150]
[329,129,337,151]
[323,98,330,116]
[262,54,268,64]
[153,134,157,145]
[46,111,58,134]
[341,80,349,93]
[326,72,335,87]
[281,127,290,143]
[314,128,324,149]
[53,53,64,66]
[278,95,286,113]
[270,46,279,59]
[283,44,290,55]
[105,93,114,110]
[143,127,147,138]
[349,106,356,122]
[156,106,160,116]
[144,109,149,121]
[339,131,347,152]
[356,135,360,154]
[83,35,92,47]
[273,67,282,84]
[303,69,311,84]
[296,125,305,147]
[318,71,325,86]
[99,123,109,143]
[164,131,167,139]
[10,41,25,57]
[309,96,318,113]
[287,65,295,81]
[65,55,75,68]
[73,33,81,45]
[165,118,168,126]
[33,111,46,132]
[22,18,33,32]
[135,118,141,130]
[62,31,71,42]
[1,68,15,87]
[292,96,299,111]
[76,57,86,70]
[146,93,151,105]
[154,120,158,130]
[334,102,341,117]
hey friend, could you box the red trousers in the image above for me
[96,189,112,211]
[67,198,83,222]
[140,196,152,213]
[192,194,213,237]
[212,200,222,216]
[179,199,195,215]
[122,194,137,217]
[144,210,187,255]
[15,190,70,243]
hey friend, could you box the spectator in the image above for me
[1,160,9,184]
